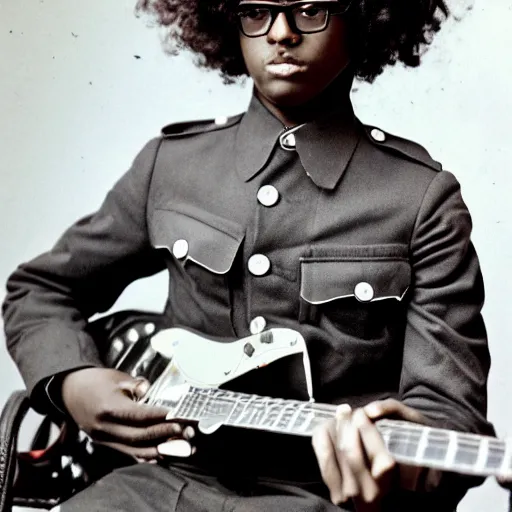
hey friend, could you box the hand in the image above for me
[312,399,434,511]
[61,367,195,460]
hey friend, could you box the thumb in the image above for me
[118,376,151,400]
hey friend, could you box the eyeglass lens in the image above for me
[237,2,350,37]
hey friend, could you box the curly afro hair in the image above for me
[135,0,448,83]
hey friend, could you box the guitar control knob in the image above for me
[244,342,255,357]
[260,331,273,344]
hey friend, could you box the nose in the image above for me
[266,12,301,45]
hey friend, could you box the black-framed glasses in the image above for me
[236,1,352,38]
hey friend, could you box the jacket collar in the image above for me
[235,94,361,190]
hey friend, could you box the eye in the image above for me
[297,4,326,19]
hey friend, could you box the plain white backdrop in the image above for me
[1,0,511,510]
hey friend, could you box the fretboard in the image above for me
[150,386,510,478]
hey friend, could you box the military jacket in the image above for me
[2,96,493,504]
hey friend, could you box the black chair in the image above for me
[0,310,168,511]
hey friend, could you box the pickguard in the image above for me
[150,327,310,389]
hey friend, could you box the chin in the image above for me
[262,82,318,108]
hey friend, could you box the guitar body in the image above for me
[143,328,512,481]
[149,327,311,389]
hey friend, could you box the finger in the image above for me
[157,439,194,457]
[183,426,196,440]
[312,422,345,505]
[100,398,174,425]
[334,405,359,502]
[91,421,184,445]
[363,399,429,425]
[118,377,151,400]
[99,441,159,460]
[352,408,396,483]
[340,409,380,503]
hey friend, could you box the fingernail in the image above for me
[352,408,368,427]
[372,453,395,479]
[157,440,192,457]
[363,402,381,418]
[183,426,195,439]
[336,403,352,416]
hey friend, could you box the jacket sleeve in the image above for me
[2,137,165,413]
[396,170,494,507]
[401,170,493,435]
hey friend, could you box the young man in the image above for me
[2,0,494,510]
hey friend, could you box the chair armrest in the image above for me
[0,390,30,512]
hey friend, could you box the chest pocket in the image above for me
[150,204,244,336]
[299,245,410,343]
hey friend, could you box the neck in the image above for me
[257,72,354,127]
[150,386,511,479]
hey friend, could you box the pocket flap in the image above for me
[300,254,410,304]
[151,205,244,274]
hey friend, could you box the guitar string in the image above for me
[153,391,507,454]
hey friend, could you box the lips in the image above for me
[266,56,307,78]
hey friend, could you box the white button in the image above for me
[144,322,156,335]
[127,328,139,343]
[248,254,271,276]
[172,239,189,259]
[250,316,267,334]
[283,133,296,147]
[279,132,297,151]
[112,338,124,352]
[257,185,279,207]
[215,116,228,125]
[354,282,374,302]
[370,128,386,143]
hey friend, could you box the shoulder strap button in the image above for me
[215,116,229,126]
[370,128,386,143]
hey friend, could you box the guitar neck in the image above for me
[152,386,510,478]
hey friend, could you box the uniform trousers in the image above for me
[53,462,349,512]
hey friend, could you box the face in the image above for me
[238,0,351,109]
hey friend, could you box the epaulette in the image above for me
[363,125,442,172]
[161,114,243,138]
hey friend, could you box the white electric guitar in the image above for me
[139,327,511,480]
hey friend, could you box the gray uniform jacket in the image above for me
[2,95,494,505]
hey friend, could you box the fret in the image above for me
[423,429,450,463]
[298,409,322,435]
[445,431,458,468]
[274,403,299,431]
[287,402,310,433]
[157,390,188,418]
[230,394,259,425]
[177,392,196,418]
[415,427,430,465]
[269,400,288,430]
[501,439,512,477]
[189,392,207,419]
[453,435,480,468]
[261,399,285,429]
[486,439,505,470]
[386,425,422,460]
[475,436,489,474]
